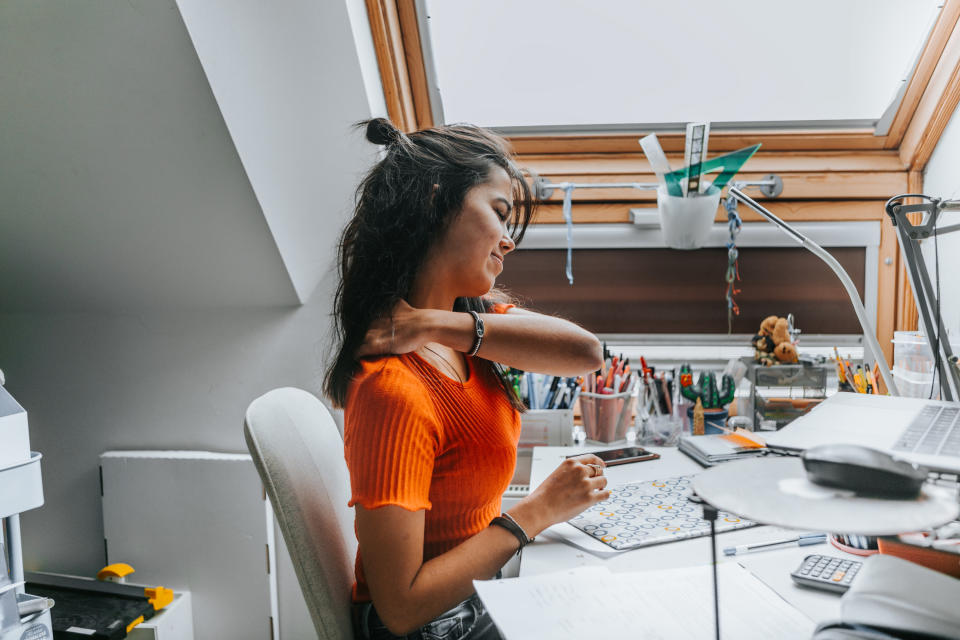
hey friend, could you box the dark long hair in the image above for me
[324,118,535,411]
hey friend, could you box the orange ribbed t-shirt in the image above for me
[343,322,520,603]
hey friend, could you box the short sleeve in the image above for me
[487,302,515,314]
[343,367,440,511]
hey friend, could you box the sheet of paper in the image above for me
[475,562,814,640]
[540,523,625,558]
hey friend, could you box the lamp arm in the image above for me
[728,187,899,396]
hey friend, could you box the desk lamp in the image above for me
[726,186,900,397]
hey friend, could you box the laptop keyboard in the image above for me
[893,406,960,457]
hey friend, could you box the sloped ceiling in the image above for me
[0,0,381,311]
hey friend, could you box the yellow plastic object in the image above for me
[126,615,145,633]
[145,586,174,611]
[97,563,135,582]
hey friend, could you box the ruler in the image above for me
[684,122,710,196]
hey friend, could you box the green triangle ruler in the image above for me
[663,143,761,196]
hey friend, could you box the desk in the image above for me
[523,446,863,624]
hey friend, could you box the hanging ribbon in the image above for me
[724,192,743,334]
[562,184,575,285]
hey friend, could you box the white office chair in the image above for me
[244,387,356,640]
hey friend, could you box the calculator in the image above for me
[790,554,862,593]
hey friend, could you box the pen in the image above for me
[723,533,826,556]
[569,385,582,411]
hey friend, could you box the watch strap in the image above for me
[490,513,534,553]
[466,311,484,357]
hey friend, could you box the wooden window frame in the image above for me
[366,0,960,359]
[369,0,960,162]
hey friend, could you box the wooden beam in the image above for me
[531,200,887,225]
[895,171,924,332]
[900,14,960,170]
[876,212,900,367]
[510,130,885,155]
[884,1,960,149]
[520,151,906,175]
[365,0,417,132]
[396,0,433,129]
[533,172,907,202]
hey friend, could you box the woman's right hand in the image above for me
[508,454,611,537]
[355,299,430,358]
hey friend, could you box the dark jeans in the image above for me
[354,593,503,640]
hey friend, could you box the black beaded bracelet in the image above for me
[490,513,534,553]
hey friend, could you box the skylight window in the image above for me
[422,0,941,131]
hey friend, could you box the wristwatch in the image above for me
[466,310,484,357]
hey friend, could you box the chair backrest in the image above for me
[244,387,356,640]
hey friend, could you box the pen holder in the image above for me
[686,405,729,435]
[579,390,633,444]
[639,414,683,447]
[657,180,722,250]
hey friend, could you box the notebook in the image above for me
[567,474,756,550]
[678,432,767,467]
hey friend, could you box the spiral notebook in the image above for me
[567,473,756,551]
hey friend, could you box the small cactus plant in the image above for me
[678,363,735,409]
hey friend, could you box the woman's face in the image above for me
[430,166,517,298]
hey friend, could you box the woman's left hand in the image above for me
[355,300,431,358]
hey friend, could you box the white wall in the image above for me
[175,0,380,303]
[920,102,960,340]
[0,0,384,579]
[0,0,299,310]
[0,287,337,574]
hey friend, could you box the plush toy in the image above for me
[772,317,790,346]
[752,315,799,365]
[774,342,798,363]
[760,315,778,336]
[752,334,776,366]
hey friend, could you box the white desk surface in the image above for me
[523,445,864,623]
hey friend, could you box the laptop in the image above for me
[764,392,960,474]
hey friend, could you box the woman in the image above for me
[325,117,610,640]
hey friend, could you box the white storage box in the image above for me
[0,453,43,519]
[518,409,574,450]
[100,451,311,640]
[511,409,574,485]
[0,385,29,470]
[128,592,194,640]
[893,366,939,400]
[893,331,935,377]
[893,331,939,399]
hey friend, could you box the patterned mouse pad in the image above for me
[568,474,756,550]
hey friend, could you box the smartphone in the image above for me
[568,446,660,466]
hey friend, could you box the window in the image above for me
[423,0,940,132]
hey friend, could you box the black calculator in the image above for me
[790,554,863,593]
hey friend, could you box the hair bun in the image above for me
[365,118,403,146]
